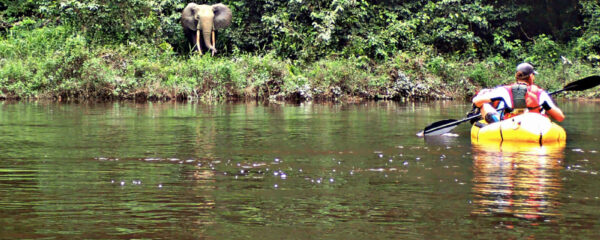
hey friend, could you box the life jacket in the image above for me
[503,83,544,118]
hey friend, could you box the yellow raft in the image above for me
[471,112,566,144]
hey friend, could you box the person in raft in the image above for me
[471,62,565,123]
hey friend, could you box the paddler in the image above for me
[471,63,565,123]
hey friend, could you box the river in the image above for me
[1,100,599,239]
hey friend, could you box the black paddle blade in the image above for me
[417,119,459,137]
[563,75,600,91]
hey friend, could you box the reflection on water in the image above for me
[1,100,600,238]
[472,142,565,221]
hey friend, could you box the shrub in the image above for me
[523,35,564,66]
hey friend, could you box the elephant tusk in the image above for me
[212,30,216,56]
[196,29,202,54]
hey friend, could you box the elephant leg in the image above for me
[184,28,199,53]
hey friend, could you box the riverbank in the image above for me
[1,27,599,102]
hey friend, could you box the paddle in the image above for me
[417,75,600,137]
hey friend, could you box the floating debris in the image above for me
[368,168,385,172]
[442,133,459,137]
[252,162,267,167]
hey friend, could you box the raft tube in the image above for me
[471,112,566,144]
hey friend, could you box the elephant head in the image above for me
[181,3,232,56]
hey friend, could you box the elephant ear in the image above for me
[212,3,232,30]
[181,3,199,31]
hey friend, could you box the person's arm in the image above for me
[546,107,565,122]
[472,95,491,107]
[472,88,509,108]
[539,91,565,122]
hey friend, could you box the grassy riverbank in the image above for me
[2,1,600,101]
[2,26,598,101]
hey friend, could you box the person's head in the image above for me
[515,63,537,85]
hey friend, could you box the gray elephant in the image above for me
[181,3,232,55]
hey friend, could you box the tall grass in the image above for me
[1,26,599,101]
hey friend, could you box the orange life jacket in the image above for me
[503,83,544,119]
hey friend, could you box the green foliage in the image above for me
[523,35,564,65]
[573,0,600,63]
[2,0,597,62]
[305,57,371,98]
[0,0,39,32]
[1,0,600,100]
[468,62,502,87]
[37,0,180,45]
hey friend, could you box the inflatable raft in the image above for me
[471,112,566,144]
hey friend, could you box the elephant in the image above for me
[181,3,232,56]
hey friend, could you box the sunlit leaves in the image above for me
[1,0,598,65]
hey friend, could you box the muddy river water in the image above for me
[1,100,599,239]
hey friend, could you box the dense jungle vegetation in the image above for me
[1,0,599,101]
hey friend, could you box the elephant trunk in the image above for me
[203,29,214,54]
[199,16,215,55]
